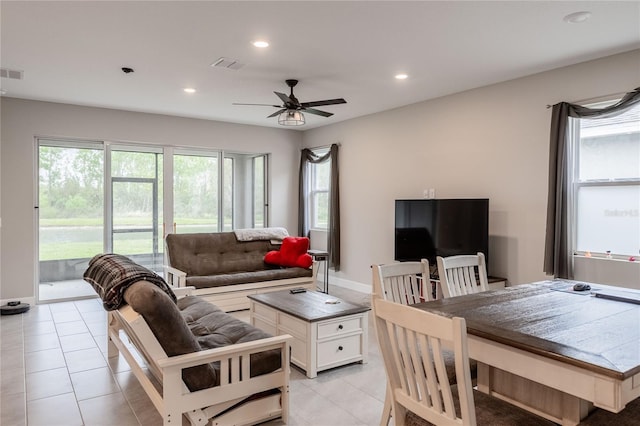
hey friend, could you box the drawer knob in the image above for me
[338,346,343,351]
[338,324,344,330]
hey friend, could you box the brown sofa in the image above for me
[165,231,318,311]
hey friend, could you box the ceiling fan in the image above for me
[233,79,346,125]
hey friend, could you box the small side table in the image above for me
[308,250,329,294]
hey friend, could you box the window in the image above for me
[570,102,640,258]
[309,151,330,229]
[173,151,220,233]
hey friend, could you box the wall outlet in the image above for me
[428,188,436,199]
[423,189,430,199]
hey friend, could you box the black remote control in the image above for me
[290,288,306,294]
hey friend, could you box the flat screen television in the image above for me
[395,199,489,275]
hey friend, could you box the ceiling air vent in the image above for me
[210,57,245,71]
[0,68,24,80]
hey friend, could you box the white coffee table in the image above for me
[248,289,370,378]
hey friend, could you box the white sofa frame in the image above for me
[164,263,318,312]
[107,286,292,426]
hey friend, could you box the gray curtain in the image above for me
[544,87,640,278]
[298,144,341,271]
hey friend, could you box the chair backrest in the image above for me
[436,253,489,298]
[372,295,476,425]
[372,259,433,305]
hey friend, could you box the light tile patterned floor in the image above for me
[0,286,387,426]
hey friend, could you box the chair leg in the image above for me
[381,387,392,426]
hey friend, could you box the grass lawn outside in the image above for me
[39,217,217,260]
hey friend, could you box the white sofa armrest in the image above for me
[164,265,187,287]
[157,334,292,370]
[172,286,195,298]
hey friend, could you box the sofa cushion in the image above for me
[124,281,217,391]
[166,232,280,276]
[186,267,313,289]
[178,296,282,378]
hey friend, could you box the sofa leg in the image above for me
[107,312,118,358]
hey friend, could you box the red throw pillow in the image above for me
[264,236,313,268]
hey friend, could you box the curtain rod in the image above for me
[546,90,631,109]
[308,142,341,150]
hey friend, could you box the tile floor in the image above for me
[0,286,387,426]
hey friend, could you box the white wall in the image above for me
[0,99,302,301]
[303,50,640,289]
[2,51,639,302]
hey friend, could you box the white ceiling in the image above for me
[1,1,639,130]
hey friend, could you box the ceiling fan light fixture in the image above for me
[278,109,305,126]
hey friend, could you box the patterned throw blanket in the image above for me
[83,253,177,311]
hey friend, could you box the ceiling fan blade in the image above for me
[303,107,333,118]
[267,109,287,118]
[274,91,293,105]
[301,98,347,108]
[233,103,281,107]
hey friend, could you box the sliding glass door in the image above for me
[110,147,163,271]
[252,154,268,228]
[173,150,220,233]
[38,140,105,302]
[37,140,269,302]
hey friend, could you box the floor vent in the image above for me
[0,68,24,80]
[210,57,245,71]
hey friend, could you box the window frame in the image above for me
[308,150,331,230]
[568,100,640,259]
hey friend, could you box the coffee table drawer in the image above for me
[317,316,362,339]
[317,334,362,367]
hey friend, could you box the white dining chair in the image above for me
[372,296,555,426]
[372,259,433,306]
[436,252,489,298]
[372,260,432,426]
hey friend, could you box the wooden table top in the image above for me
[248,290,370,322]
[413,280,640,381]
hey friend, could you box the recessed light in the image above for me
[563,11,591,24]
[395,74,408,80]
[252,40,269,48]
[184,88,196,94]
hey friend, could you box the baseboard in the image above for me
[320,273,371,294]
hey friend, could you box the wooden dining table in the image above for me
[413,280,640,426]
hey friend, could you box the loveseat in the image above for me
[165,230,318,311]
[83,253,292,426]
